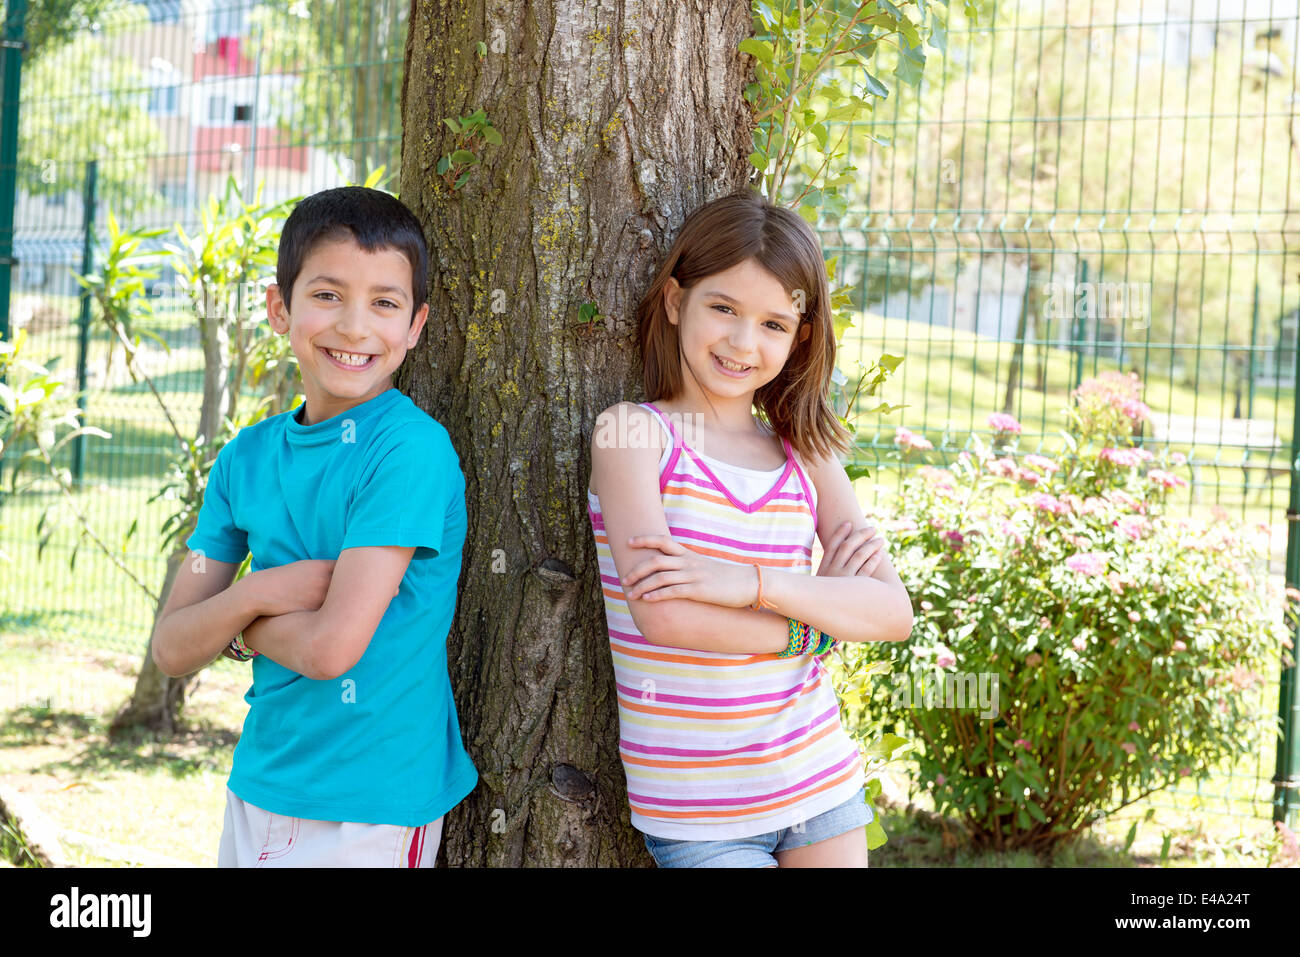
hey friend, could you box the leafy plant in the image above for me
[437,109,502,190]
[740,1,959,466]
[836,371,1293,851]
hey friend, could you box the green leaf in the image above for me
[481,126,503,146]
[1123,820,1139,853]
[443,117,462,133]
[864,814,889,851]
[436,155,451,176]
[476,40,487,58]
[738,37,775,64]
[846,464,872,482]
[748,150,768,172]
[450,150,478,165]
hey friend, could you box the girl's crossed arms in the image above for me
[589,402,913,656]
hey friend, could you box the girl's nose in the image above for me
[728,320,757,352]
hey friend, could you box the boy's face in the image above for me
[267,236,429,426]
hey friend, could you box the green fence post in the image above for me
[0,0,27,501]
[72,159,96,485]
[1276,330,1300,830]
[0,0,24,346]
[1073,258,1087,392]
[1247,282,1258,420]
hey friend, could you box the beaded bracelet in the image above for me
[809,631,837,657]
[228,632,260,661]
[777,618,814,658]
[776,619,838,659]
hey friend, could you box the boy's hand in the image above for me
[247,559,337,617]
[816,522,886,578]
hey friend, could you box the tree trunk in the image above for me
[109,548,197,737]
[398,0,754,865]
[116,294,235,735]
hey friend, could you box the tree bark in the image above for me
[398,0,755,865]
[109,548,196,737]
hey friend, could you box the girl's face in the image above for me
[664,258,810,404]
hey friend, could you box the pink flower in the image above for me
[1072,636,1087,652]
[1023,453,1059,473]
[1179,767,1191,777]
[919,600,934,611]
[1148,468,1187,489]
[1104,489,1144,513]
[1015,467,1043,486]
[988,412,1022,434]
[942,529,965,550]
[1127,721,1140,732]
[1014,738,1031,749]
[1025,652,1042,667]
[1029,492,1069,515]
[1127,610,1141,623]
[1115,515,1149,540]
[1000,520,1025,546]
[1171,451,1187,466]
[1121,398,1152,423]
[1099,447,1145,467]
[1065,552,1108,577]
[1079,496,1108,516]
[986,457,1018,478]
[1172,640,1187,652]
[935,774,946,786]
[895,426,935,452]
[1121,742,1137,755]
[935,646,956,668]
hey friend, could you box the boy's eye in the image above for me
[313,291,339,301]
[375,299,400,309]
[711,303,735,314]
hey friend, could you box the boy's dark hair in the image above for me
[277,186,429,322]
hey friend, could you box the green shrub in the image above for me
[836,371,1293,851]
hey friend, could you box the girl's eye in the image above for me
[711,303,734,314]
[766,320,789,333]
[376,299,399,309]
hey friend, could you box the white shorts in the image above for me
[217,786,444,868]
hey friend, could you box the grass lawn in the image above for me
[0,632,246,867]
[0,308,1294,867]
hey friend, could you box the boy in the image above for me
[151,186,478,867]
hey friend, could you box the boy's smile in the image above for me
[267,237,429,425]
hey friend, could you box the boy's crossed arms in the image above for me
[152,546,413,681]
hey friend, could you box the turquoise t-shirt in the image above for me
[186,387,478,825]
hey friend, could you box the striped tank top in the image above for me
[585,403,867,840]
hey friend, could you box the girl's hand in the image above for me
[623,534,758,608]
[816,521,887,578]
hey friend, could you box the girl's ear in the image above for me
[797,321,811,344]
[664,278,683,326]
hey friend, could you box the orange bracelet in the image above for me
[750,564,779,612]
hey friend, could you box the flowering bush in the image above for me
[836,372,1293,852]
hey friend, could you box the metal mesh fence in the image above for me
[1,0,1294,829]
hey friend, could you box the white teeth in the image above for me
[715,355,750,372]
[326,349,371,366]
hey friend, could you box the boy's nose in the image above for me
[334,303,368,338]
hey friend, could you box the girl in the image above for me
[587,191,914,868]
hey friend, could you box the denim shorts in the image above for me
[641,788,872,868]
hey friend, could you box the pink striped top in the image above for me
[585,403,867,839]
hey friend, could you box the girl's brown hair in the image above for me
[636,190,851,463]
